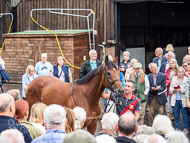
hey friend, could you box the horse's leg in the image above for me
[87,122,97,135]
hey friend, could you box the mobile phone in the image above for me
[153,85,156,87]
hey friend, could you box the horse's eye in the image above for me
[107,72,111,76]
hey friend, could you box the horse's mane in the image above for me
[76,61,117,85]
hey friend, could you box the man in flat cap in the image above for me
[127,63,150,125]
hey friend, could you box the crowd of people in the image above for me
[0,45,190,143]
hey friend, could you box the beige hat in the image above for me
[63,129,97,143]
[166,44,174,51]
[133,63,142,69]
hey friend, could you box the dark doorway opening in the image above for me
[119,1,190,73]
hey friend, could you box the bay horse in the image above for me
[25,57,124,134]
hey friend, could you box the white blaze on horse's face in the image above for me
[113,68,115,71]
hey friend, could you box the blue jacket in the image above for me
[147,72,167,105]
[120,72,125,87]
[0,116,32,143]
[0,70,11,86]
[22,73,37,98]
[152,55,167,73]
[53,65,70,83]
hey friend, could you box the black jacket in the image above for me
[115,136,137,143]
[79,59,102,79]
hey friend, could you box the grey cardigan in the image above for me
[170,76,187,107]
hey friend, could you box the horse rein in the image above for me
[103,66,120,91]
[70,65,120,120]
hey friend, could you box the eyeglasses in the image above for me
[183,65,187,67]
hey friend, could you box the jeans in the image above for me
[103,99,107,112]
[174,100,189,129]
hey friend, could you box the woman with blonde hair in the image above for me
[29,102,47,134]
[22,65,37,99]
[64,107,76,133]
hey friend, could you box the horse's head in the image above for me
[102,56,125,97]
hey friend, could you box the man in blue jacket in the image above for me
[147,63,167,126]
[0,93,32,143]
[152,47,167,73]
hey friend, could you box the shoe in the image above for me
[183,129,189,135]
[175,128,180,131]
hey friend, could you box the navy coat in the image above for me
[147,72,167,105]
[152,55,167,73]
[0,116,32,143]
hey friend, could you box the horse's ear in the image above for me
[105,55,109,65]
[113,57,118,64]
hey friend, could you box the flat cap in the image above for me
[133,63,142,69]
[63,129,97,143]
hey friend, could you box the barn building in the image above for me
[0,0,190,82]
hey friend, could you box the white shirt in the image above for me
[127,72,150,95]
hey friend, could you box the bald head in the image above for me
[144,134,167,143]
[118,111,137,136]
[155,47,163,58]
[131,58,138,67]
[0,93,15,117]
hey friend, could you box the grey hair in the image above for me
[89,49,97,56]
[167,51,175,58]
[126,79,136,88]
[41,53,47,58]
[43,104,66,128]
[123,51,130,57]
[7,89,22,101]
[73,106,86,130]
[144,134,167,143]
[133,134,149,143]
[0,129,25,143]
[149,63,157,70]
[131,58,138,63]
[165,131,189,143]
[95,134,117,143]
[169,58,178,67]
[158,48,163,54]
[101,113,119,130]
[0,94,14,113]
[57,56,63,63]
[152,114,174,135]
[118,111,137,136]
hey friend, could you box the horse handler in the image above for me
[101,79,141,120]
[127,63,150,125]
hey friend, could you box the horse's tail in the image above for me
[25,77,44,109]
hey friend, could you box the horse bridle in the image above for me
[70,65,121,120]
[103,66,120,90]
[103,65,121,115]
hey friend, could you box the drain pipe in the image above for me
[99,44,105,64]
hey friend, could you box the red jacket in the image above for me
[165,67,177,96]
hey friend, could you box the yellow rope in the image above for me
[0,19,13,55]
[31,16,81,69]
